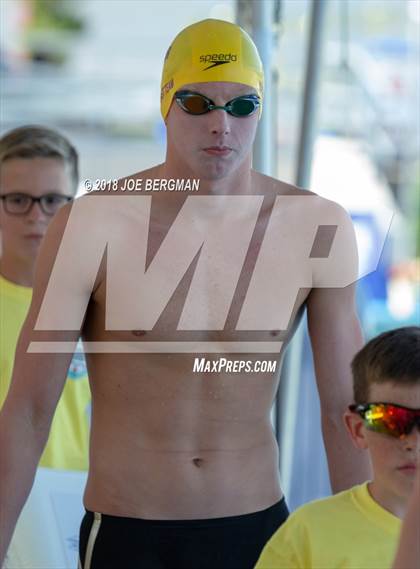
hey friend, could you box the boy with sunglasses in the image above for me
[255,326,420,569]
[1,20,369,569]
[0,125,90,471]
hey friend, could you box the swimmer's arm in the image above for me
[306,282,371,492]
[305,199,371,492]
[0,203,90,562]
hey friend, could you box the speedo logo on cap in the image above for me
[200,53,238,70]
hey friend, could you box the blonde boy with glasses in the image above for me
[0,125,90,471]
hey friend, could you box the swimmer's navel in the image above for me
[192,457,204,468]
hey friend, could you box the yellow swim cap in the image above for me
[160,19,264,119]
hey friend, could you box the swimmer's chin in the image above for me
[195,162,242,182]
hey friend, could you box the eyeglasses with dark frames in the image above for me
[0,193,73,216]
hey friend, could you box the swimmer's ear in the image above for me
[343,410,369,450]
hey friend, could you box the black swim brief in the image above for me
[79,498,288,569]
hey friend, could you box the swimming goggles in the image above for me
[174,91,260,117]
[349,402,420,439]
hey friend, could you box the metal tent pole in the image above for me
[277,0,328,500]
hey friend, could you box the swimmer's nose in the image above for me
[208,109,231,136]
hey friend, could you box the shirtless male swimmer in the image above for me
[0,19,371,569]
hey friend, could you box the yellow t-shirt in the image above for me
[0,274,90,470]
[255,483,400,569]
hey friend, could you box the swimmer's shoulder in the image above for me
[251,170,313,197]
[251,170,351,218]
[72,164,164,220]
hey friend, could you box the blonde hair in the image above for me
[0,125,79,192]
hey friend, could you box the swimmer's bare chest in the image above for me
[82,190,310,404]
[81,185,312,517]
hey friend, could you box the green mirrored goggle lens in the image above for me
[228,97,258,117]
